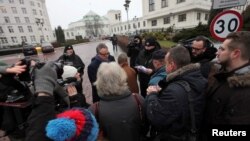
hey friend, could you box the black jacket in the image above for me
[57,49,85,75]
[145,63,207,140]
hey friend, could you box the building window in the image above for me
[37,2,41,7]
[30,1,34,6]
[21,8,27,14]
[1,37,8,44]
[149,0,155,12]
[178,14,186,22]
[21,36,27,42]
[11,7,17,13]
[128,24,131,29]
[4,17,10,23]
[27,26,33,32]
[197,12,201,20]
[121,26,123,31]
[164,17,170,24]
[30,35,36,42]
[143,21,146,27]
[19,0,24,4]
[67,32,70,37]
[138,22,140,28]
[0,26,3,33]
[8,26,14,33]
[32,9,37,15]
[15,17,21,23]
[0,7,7,13]
[162,0,168,8]
[177,0,185,4]
[151,20,157,26]
[18,26,24,33]
[24,17,30,23]
[125,25,126,30]
[205,14,209,21]
[40,10,43,16]
[11,37,18,43]
[9,0,14,3]
[71,32,74,36]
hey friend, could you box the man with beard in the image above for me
[203,31,250,140]
[190,36,217,78]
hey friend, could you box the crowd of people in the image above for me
[0,31,250,141]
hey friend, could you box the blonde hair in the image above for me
[94,62,128,96]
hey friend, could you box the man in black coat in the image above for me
[145,46,207,141]
[87,43,111,103]
[189,36,217,78]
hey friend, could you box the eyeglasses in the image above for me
[99,52,109,56]
[191,47,204,51]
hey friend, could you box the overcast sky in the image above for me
[45,0,142,29]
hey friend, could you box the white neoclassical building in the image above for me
[62,0,214,39]
[64,11,111,40]
[111,0,212,35]
[0,0,54,48]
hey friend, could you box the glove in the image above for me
[34,61,57,96]
[135,65,148,73]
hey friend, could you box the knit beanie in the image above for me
[62,66,77,80]
[46,108,99,141]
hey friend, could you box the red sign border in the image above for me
[210,10,243,42]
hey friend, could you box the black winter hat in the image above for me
[65,45,74,51]
[145,37,157,46]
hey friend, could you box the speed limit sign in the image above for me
[210,10,243,42]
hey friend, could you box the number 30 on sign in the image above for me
[210,10,243,42]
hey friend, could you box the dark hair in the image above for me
[226,31,250,60]
[168,46,190,68]
[96,43,108,54]
[194,36,211,48]
[152,49,168,62]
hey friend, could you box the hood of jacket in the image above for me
[164,63,207,93]
[227,65,250,88]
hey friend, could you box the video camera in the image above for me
[18,58,64,82]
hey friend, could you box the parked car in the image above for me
[22,44,38,56]
[41,42,54,53]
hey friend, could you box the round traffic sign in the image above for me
[210,10,243,42]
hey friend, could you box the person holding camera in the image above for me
[127,35,143,68]
[57,45,85,93]
[56,65,89,111]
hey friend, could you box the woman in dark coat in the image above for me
[89,62,145,141]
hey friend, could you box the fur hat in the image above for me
[46,108,99,141]
[62,66,77,80]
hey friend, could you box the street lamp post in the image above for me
[123,0,131,35]
[36,18,44,43]
[133,16,138,35]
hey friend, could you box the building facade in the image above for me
[111,0,212,35]
[0,0,54,48]
[64,11,110,40]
